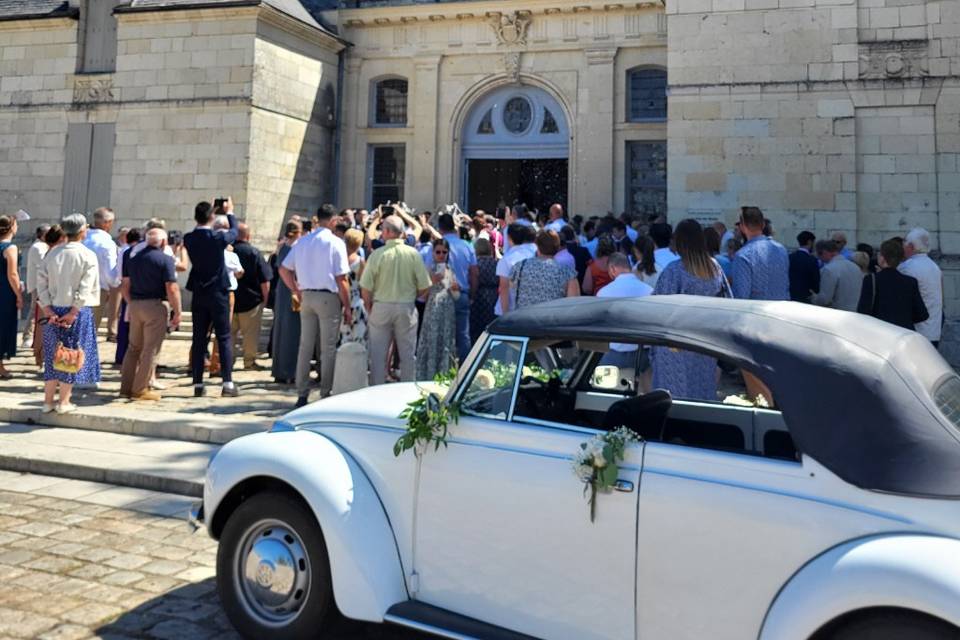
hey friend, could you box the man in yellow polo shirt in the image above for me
[360,215,432,385]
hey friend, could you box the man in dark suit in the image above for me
[184,199,239,397]
[789,230,820,303]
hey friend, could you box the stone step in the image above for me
[0,423,214,497]
[0,395,270,445]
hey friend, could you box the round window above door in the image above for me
[503,96,534,135]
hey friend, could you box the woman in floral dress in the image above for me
[510,230,579,310]
[36,214,102,414]
[340,229,368,347]
[650,219,730,401]
[416,239,459,380]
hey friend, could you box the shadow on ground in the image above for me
[94,578,431,640]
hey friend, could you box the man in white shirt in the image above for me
[83,207,121,341]
[544,203,567,233]
[22,225,49,350]
[496,224,537,316]
[280,204,352,407]
[900,227,943,346]
[597,253,653,370]
[650,222,679,272]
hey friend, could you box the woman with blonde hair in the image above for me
[651,219,729,401]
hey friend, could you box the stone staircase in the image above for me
[97,308,275,348]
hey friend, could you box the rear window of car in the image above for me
[934,375,960,432]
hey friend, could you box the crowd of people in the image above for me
[0,197,946,412]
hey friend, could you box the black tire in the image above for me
[217,491,334,640]
[827,610,960,640]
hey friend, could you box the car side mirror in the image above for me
[592,366,620,390]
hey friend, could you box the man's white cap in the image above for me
[14,209,29,221]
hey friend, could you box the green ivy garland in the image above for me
[394,368,460,457]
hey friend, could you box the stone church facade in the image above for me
[1,0,959,345]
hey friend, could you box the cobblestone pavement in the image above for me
[0,479,428,640]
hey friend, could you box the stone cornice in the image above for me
[258,4,348,53]
[340,0,661,27]
[0,16,77,31]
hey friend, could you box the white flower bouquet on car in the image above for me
[572,427,639,522]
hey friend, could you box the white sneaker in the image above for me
[41,404,54,414]
[56,403,77,414]
[149,379,167,391]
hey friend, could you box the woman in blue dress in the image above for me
[651,219,730,401]
[271,220,303,384]
[36,214,102,414]
[0,215,23,379]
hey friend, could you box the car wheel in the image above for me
[826,610,960,640]
[217,491,333,640]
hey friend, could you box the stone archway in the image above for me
[459,84,570,215]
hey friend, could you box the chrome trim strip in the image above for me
[643,467,912,524]
[511,415,599,436]
[383,614,478,640]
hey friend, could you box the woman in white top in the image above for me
[36,214,101,414]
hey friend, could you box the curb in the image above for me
[0,455,202,497]
[0,399,270,445]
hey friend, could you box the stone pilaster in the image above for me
[576,47,617,215]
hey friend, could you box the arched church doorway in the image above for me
[461,85,569,215]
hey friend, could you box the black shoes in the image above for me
[295,396,309,409]
[194,385,205,397]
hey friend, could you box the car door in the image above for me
[635,435,906,639]
[412,337,642,640]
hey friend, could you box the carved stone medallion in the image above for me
[859,40,929,80]
[73,76,115,103]
[488,11,532,47]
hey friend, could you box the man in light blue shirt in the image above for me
[423,213,478,361]
[83,207,121,341]
[731,206,789,301]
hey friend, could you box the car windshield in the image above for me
[934,375,960,433]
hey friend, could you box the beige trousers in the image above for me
[93,287,121,339]
[120,299,168,396]
[367,302,418,386]
[231,303,264,367]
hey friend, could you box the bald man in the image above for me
[231,222,273,370]
[544,203,567,233]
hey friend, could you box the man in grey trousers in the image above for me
[279,204,352,408]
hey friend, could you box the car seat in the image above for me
[602,389,673,441]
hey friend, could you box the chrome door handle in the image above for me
[614,479,634,493]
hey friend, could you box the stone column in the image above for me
[411,55,441,210]
[576,47,617,215]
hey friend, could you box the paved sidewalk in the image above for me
[0,424,214,497]
[1,333,304,442]
[0,472,427,640]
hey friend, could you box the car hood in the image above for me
[282,382,449,430]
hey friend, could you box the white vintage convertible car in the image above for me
[195,296,960,640]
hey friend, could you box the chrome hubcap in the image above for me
[236,520,310,626]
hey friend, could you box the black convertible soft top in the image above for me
[487,295,960,498]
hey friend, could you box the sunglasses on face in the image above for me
[435,250,448,255]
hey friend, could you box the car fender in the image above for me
[205,430,407,622]
[759,534,960,640]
